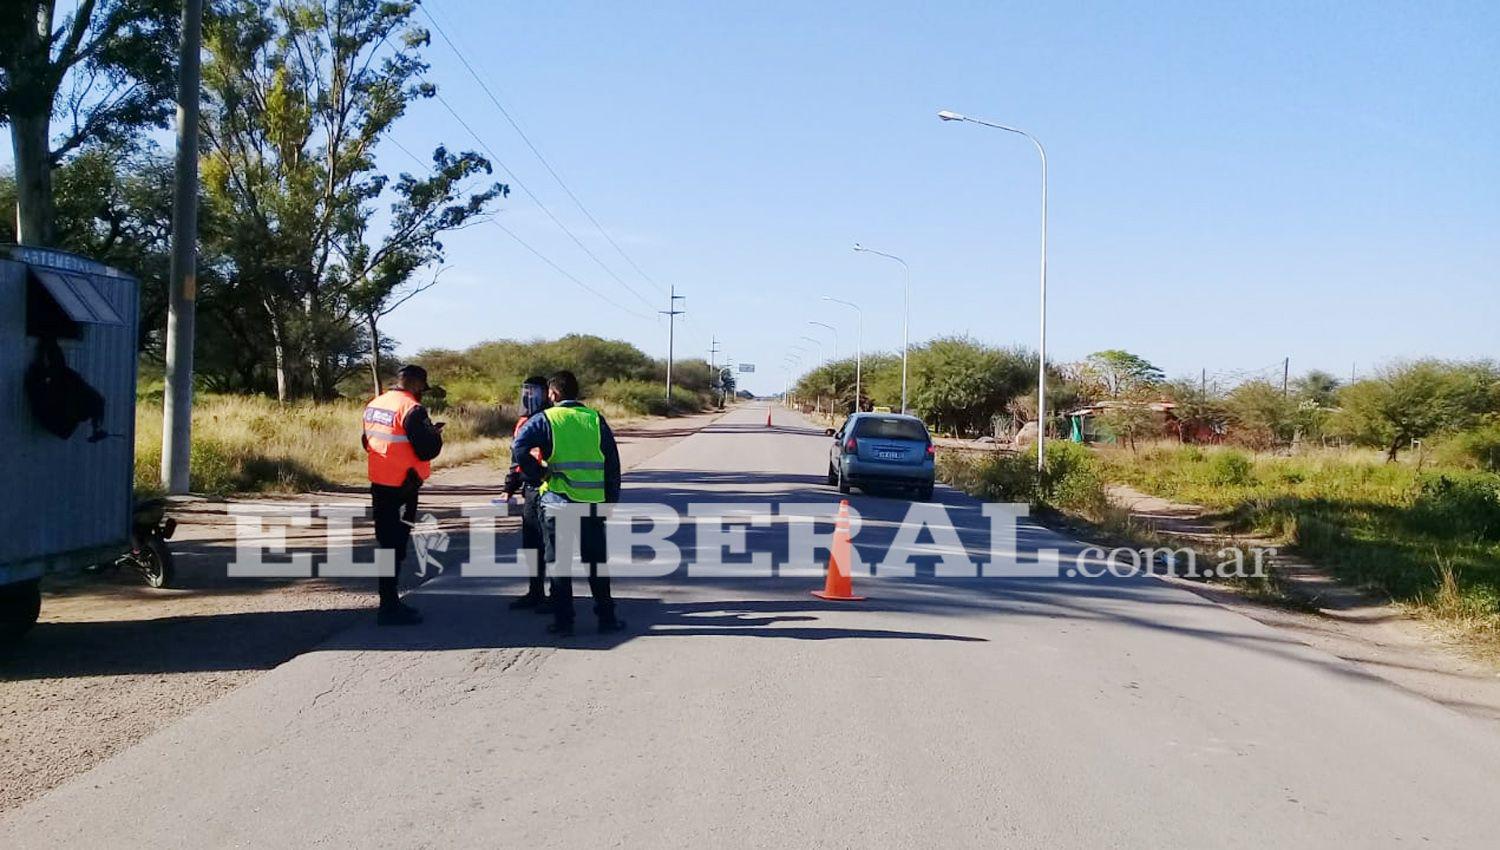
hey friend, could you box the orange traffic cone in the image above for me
[765,407,773,428]
[812,499,865,601]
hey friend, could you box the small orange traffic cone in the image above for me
[765,407,773,428]
[812,499,865,601]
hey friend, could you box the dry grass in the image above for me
[134,394,509,495]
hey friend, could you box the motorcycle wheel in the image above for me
[136,535,175,589]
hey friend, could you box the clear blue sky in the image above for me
[25,1,1500,395]
[381,0,1496,395]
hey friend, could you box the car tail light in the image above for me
[925,443,936,457]
[844,436,858,453]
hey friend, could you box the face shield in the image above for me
[520,382,550,416]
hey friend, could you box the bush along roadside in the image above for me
[1099,444,1500,637]
[936,442,1291,602]
[937,442,1109,518]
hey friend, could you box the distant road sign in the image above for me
[738,363,755,373]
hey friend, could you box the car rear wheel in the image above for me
[826,462,838,486]
[916,484,935,501]
[836,464,851,494]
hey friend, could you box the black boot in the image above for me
[378,602,423,626]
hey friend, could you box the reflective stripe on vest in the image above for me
[539,404,607,503]
[364,389,431,486]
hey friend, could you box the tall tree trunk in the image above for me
[10,109,54,246]
[264,300,290,403]
[1386,437,1402,463]
[367,314,383,398]
[6,2,56,246]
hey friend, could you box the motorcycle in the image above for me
[90,498,177,588]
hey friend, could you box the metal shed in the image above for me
[0,245,139,587]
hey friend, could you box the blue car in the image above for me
[825,412,936,500]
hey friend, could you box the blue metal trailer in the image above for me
[0,246,139,641]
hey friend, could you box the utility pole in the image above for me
[161,0,204,494]
[1200,368,1207,399]
[1282,357,1290,398]
[661,285,685,403]
[708,335,721,406]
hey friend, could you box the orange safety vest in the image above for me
[363,389,431,486]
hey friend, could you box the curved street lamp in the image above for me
[938,109,1048,472]
[853,243,910,414]
[799,335,824,365]
[821,296,862,411]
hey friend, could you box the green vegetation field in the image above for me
[1101,444,1500,631]
[940,440,1500,636]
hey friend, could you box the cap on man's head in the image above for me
[397,364,429,385]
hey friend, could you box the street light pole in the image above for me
[799,335,824,365]
[783,351,804,405]
[938,109,1048,472]
[809,319,843,413]
[853,243,910,414]
[808,320,838,359]
[822,296,862,412]
[161,0,204,493]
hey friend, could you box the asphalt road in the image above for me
[4,404,1499,848]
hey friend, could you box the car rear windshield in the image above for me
[852,417,929,441]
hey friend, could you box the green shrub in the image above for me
[1436,423,1500,473]
[1041,441,1109,515]
[937,442,1107,517]
[597,380,704,416]
[1206,450,1255,486]
[1411,473,1500,541]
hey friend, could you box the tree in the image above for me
[1085,349,1164,397]
[794,357,863,415]
[200,0,502,400]
[1225,380,1296,450]
[1332,361,1497,461]
[0,0,179,245]
[1161,377,1228,443]
[347,146,507,395]
[906,337,1035,436]
[1292,370,1341,407]
[1097,398,1156,452]
[1,140,177,349]
[716,367,736,404]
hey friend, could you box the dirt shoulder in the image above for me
[1105,482,1500,729]
[0,407,729,812]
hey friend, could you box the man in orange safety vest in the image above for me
[362,365,444,625]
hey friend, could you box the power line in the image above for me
[387,137,653,320]
[423,85,658,311]
[421,1,667,296]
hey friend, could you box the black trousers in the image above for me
[520,486,547,599]
[542,502,614,626]
[371,480,420,609]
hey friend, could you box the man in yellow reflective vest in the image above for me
[362,365,444,626]
[511,370,624,636]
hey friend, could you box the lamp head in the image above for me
[937,110,964,122]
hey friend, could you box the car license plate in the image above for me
[877,449,902,459]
